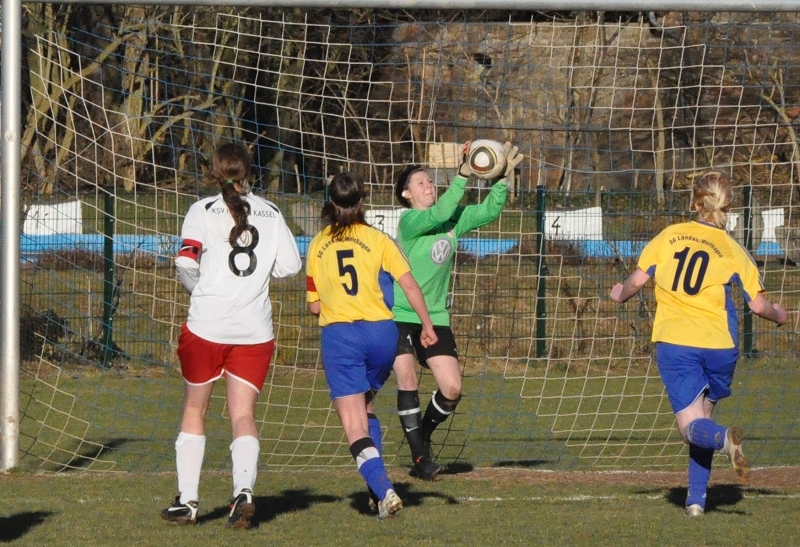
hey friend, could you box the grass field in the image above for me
[14,362,800,474]
[1,466,798,546]
[13,192,800,545]
[6,361,800,546]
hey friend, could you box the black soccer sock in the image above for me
[421,390,461,443]
[397,390,429,461]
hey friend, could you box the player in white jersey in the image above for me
[162,143,302,529]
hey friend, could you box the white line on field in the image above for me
[458,493,800,502]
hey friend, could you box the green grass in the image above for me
[12,189,800,544]
[1,467,798,546]
[14,359,800,474]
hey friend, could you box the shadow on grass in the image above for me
[198,488,341,528]
[442,461,474,475]
[0,511,53,542]
[666,484,749,514]
[490,460,554,469]
[400,459,554,477]
[56,438,131,472]
[20,437,134,472]
[347,481,459,515]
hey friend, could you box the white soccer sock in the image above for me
[175,431,206,504]
[230,435,260,497]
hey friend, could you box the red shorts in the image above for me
[176,323,274,392]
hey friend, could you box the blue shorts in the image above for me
[320,320,398,400]
[655,342,739,414]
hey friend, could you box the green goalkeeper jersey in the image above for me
[392,175,508,326]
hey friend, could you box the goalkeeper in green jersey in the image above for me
[610,170,787,516]
[391,141,523,479]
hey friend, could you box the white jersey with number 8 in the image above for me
[176,193,302,345]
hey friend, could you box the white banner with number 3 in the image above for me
[366,208,405,239]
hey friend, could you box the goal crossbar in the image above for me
[9,0,800,7]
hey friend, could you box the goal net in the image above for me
[17,8,800,472]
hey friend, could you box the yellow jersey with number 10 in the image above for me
[637,220,765,349]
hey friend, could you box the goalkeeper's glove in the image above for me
[457,141,473,178]
[494,142,523,184]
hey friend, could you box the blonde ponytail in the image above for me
[693,170,733,229]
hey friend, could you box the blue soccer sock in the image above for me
[686,444,714,508]
[350,437,393,500]
[367,413,383,455]
[685,418,727,450]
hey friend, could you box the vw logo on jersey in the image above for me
[431,237,452,265]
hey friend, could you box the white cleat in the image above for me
[377,488,403,520]
[161,496,199,525]
[685,504,704,517]
[367,488,379,514]
[723,426,751,484]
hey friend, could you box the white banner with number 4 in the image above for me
[544,206,603,241]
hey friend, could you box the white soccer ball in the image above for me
[468,139,507,180]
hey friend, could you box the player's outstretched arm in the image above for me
[396,271,438,348]
[609,268,651,304]
[748,293,788,326]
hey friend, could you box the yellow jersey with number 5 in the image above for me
[306,223,411,327]
[637,220,765,349]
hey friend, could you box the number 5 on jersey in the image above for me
[337,249,359,295]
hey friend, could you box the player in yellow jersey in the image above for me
[306,171,437,519]
[610,170,787,516]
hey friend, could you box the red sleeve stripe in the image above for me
[178,239,202,260]
[306,276,316,291]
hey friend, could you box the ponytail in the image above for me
[209,143,252,243]
[693,170,733,229]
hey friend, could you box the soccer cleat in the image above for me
[723,426,751,484]
[226,488,256,529]
[377,488,403,520]
[161,496,199,525]
[368,488,379,514]
[410,455,442,480]
[685,504,704,517]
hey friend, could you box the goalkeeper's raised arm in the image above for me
[388,141,524,480]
